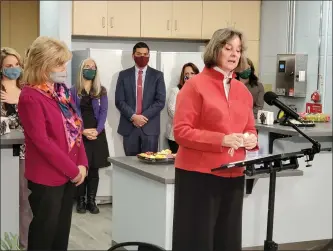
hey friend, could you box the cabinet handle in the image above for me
[167,20,170,30]
[110,17,114,28]
[102,17,105,28]
[174,20,177,31]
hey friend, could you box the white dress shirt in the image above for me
[213,66,232,99]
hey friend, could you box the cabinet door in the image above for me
[141,1,173,38]
[107,1,140,37]
[245,40,260,73]
[231,1,261,41]
[172,1,203,39]
[202,1,232,39]
[72,1,107,36]
[9,1,39,56]
[0,1,10,47]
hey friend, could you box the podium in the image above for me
[211,118,332,251]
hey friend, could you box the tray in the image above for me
[137,154,175,164]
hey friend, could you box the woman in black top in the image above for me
[71,58,110,214]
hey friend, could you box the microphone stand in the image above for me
[212,115,327,251]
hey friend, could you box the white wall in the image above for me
[259,0,332,115]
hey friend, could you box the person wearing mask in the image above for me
[172,28,259,251]
[18,36,88,251]
[166,62,200,153]
[0,47,32,249]
[237,57,265,119]
[71,58,110,214]
[115,42,166,156]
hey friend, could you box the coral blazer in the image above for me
[174,67,258,177]
[18,86,88,186]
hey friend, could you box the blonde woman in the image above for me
[70,58,110,214]
[18,36,88,251]
[0,47,32,249]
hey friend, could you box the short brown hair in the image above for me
[203,28,248,72]
[23,36,72,85]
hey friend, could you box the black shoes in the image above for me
[76,177,100,214]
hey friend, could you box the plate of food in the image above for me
[137,149,176,164]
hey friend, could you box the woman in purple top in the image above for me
[70,58,110,214]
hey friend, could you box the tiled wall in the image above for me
[259,1,332,114]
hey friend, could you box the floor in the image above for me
[69,204,113,250]
[68,203,332,251]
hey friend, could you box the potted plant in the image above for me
[0,232,22,250]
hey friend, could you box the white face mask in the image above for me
[50,71,67,83]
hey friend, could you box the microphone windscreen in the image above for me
[264,91,278,105]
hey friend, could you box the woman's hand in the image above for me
[83,128,98,140]
[243,133,257,150]
[1,90,20,104]
[72,165,87,186]
[222,133,244,150]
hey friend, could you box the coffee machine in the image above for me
[275,54,308,97]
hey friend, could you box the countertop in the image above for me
[0,130,24,146]
[255,122,332,137]
[108,156,303,184]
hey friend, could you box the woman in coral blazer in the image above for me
[18,36,88,251]
[172,28,259,251]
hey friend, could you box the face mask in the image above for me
[50,71,67,83]
[238,68,251,79]
[134,56,149,68]
[2,67,21,80]
[82,69,96,80]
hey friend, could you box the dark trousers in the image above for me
[172,168,245,251]
[123,128,159,156]
[77,168,99,198]
[27,180,75,251]
[167,139,179,153]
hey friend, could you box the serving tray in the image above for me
[137,154,175,164]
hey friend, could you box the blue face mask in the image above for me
[2,67,21,80]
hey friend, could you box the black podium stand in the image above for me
[211,119,328,251]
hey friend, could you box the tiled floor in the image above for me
[68,203,332,250]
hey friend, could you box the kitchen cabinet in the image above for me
[107,1,140,37]
[72,1,108,36]
[231,1,261,41]
[201,1,231,39]
[140,1,173,38]
[141,1,202,39]
[0,1,39,57]
[72,1,140,37]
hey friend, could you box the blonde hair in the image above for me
[23,36,72,85]
[75,58,104,98]
[0,47,23,89]
[203,28,248,72]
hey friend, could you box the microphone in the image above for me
[264,91,300,120]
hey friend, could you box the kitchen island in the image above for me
[109,122,332,249]
[1,130,24,239]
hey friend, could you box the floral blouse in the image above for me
[1,103,25,159]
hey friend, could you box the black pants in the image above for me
[27,180,75,251]
[172,168,245,251]
[77,168,99,198]
[167,139,179,153]
[123,128,159,156]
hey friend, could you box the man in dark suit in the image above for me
[115,42,166,156]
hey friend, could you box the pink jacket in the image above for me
[18,86,88,186]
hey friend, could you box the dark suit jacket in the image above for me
[115,66,166,136]
[18,86,88,186]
